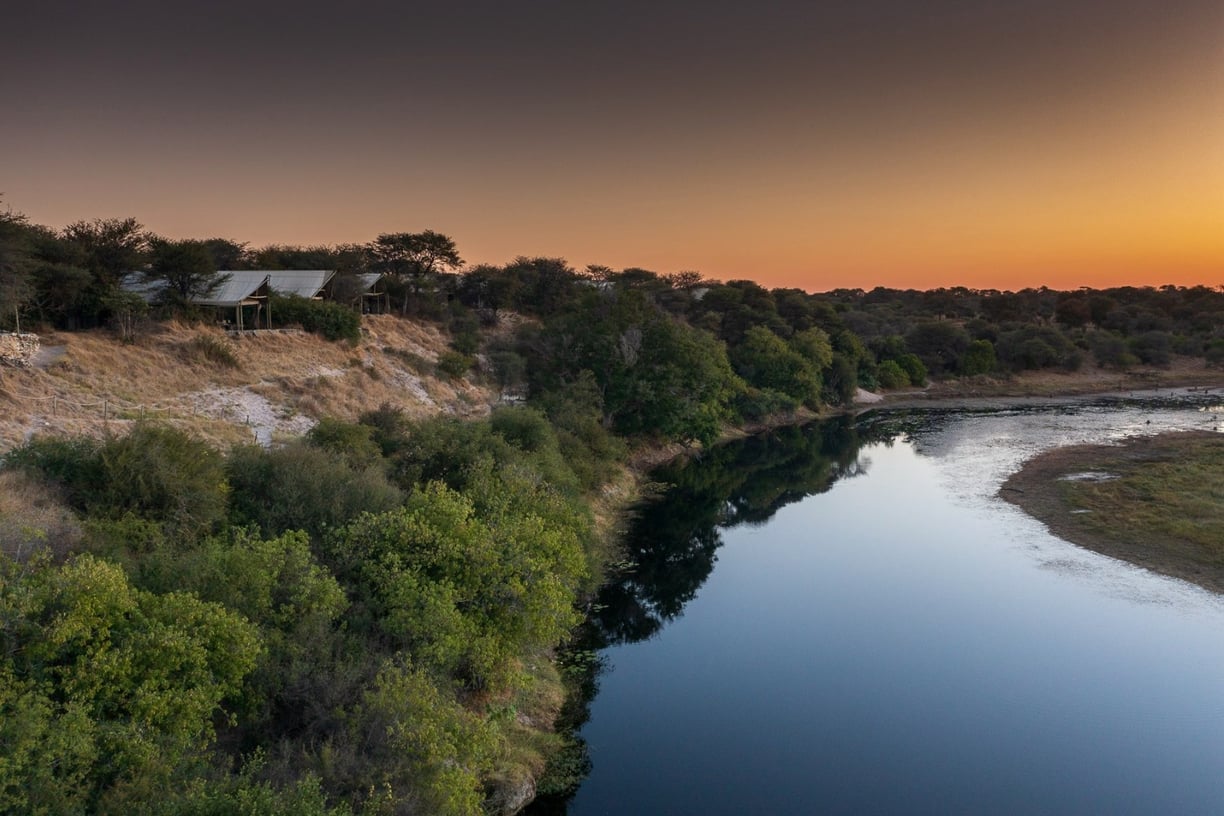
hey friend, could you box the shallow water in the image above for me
[533,396,1224,815]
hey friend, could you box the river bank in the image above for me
[1000,430,1224,594]
[869,360,1224,413]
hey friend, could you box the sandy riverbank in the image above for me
[1000,430,1224,595]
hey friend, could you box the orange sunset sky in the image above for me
[2,1,1221,292]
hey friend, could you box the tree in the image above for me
[730,326,821,408]
[24,226,92,328]
[905,321,971,376]
[251,244,339,270]
[368,231,462,316]
[501,256,581,317]
[0,554,260,813]
[146,238,227,306]
[959,339,997,376]
[62,217,149,289]
[530,289,741,444]
[0,208,34,328]
[200,238,250,270]
[456,263,520,321]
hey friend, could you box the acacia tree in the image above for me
[61,217,149,289]
[59,217,150,327]
[145,238,227,307]
[367,230,462,316]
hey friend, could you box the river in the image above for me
[527,393,1224,815]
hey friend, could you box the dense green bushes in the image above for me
[7,425,228,535]
[1,411,610,814]
[269,294,361,342]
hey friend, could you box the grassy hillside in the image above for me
[0,316,497,453]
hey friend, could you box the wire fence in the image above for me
[6,391,218,424]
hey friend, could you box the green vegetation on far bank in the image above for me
[1001,430,1224,593]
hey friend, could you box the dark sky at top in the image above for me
[3,1,1221,289]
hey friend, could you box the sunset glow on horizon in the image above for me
[3,1,1221,292]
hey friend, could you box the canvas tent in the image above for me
[186,271,272,330]
[121,271,273,330]
[259,270,336,300]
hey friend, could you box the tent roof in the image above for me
[193,271,270,306]
[118,273,166,303]
[356,272,384,292]
[258,270,336,299]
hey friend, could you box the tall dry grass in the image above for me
[0,470,82,561]
[0,315,497,453]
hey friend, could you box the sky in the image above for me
[2,1,1222,292]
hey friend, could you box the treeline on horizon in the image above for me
[2,204,1224,814]
[3,204,1223,434]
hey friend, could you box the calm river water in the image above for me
[528,393,1224,815]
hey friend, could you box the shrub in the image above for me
[1206,338,1224,368]
[10,426,228,535]
[733,387,800,421]
[490,405,555,453]
[875,359,909,389]
[959,339,997,376]
[269,294,361,342]
[227,441,403,540]
[1130,330,1172,366]
[92,424,230,534]
[436,350,474,379]
[182,334,240,368]
[3,435,102,510]
[896,353,928,387]
[1089,330,1139,369]
[306,417,385,471]
[489,349,528,393]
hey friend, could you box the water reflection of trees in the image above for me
[590,415,881,648]
[526,417,891,814]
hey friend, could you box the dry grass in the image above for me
[0,315,498,453]
[1002,431,1224,593]
[0,470,82,561]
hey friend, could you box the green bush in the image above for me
[92,424,230,534]
[876,359,909,389]
[3,435,103,509]
[306,417,385,471]
[1089,330,1139,369]
[490,405,555,453]
[733,387,800,421]
[896,353,928,386]
[269,294,361,342]
[1130,330,1173,366]
[436,350,475,379]
[227,441,403,540]
[532,374,627,491]
[1206,338,1224,368]
[959,339,997,376]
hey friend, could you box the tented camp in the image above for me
[356,273,389,313]
[260,270,336,300]
[186,271,273,330]
[121,271,273,330]
[323,272,389,313]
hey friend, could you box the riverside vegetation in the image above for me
[2,202,1224,813]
